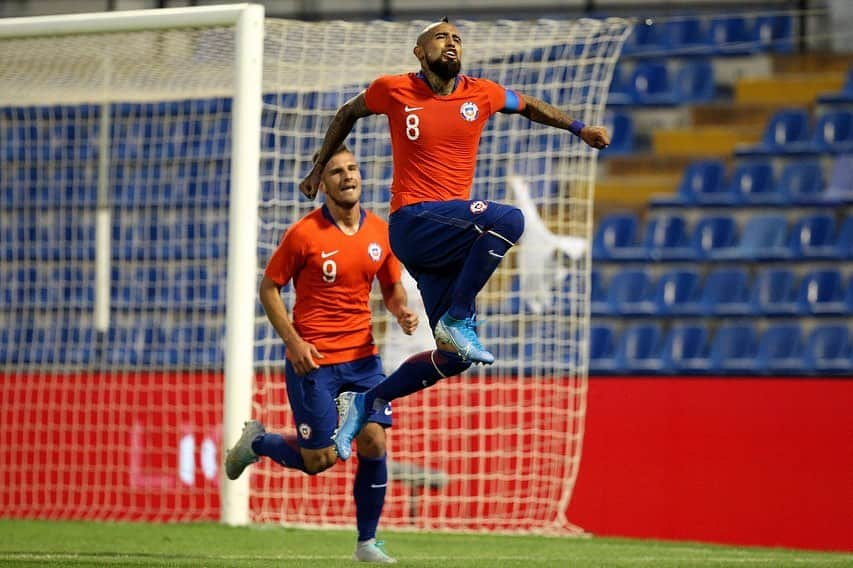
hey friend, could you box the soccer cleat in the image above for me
[224,420,265,480]
[332,391,367,461]
[353,539,397,564]
[434,312,495,365]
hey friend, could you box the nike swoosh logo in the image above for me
[404,105,424,112]
[384,407,392,415]
[488,249,505,258]
[320,250,339,258]
[370,483,388,488]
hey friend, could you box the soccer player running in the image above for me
[298,18,610,461]
[225,144,418,564]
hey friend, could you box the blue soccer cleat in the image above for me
[333,391,367,461]
[433,312,495,365]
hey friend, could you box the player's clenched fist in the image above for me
[395,307,419,336]
[580,125,610,150]
[299,165,322,199]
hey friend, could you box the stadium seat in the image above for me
[589,324,618,374]
[809,111,853,154]
[622,20,664,56]
[606,269,655,316]
[600,112,634,156]
[700,267,752,316]
[615,323,664,373]
[673,60,716,103]
[715,213,789,261]
[817,66,853,105]
[589,270,609,316]
[735,108,811,157]
[835,216,853,259]
[778,161,825,205]
[629,61,673,105]
[662,17,710,55]
[654,269,702,315]
[803,324,851,374]
[691,215,738,259]
[823,155,853,205]
[660,325,710,374]
[708,16,752,55]
[797,269,847,315]
[788,214,838,259]
[709,324,759,374]
[753,14,794,53]
[755,324,806,374]
[652,159,727,205]
[729,161,778,204]
[642,214,694,261]
[750,268,799,316]
[592,212,642,260]
[607,65,634,106]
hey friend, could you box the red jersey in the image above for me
[364,73,524,212]
[264,206,401,365]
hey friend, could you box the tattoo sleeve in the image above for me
[519,93,576,131]
[314,92,374,166]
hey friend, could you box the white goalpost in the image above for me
[0,5,629,533]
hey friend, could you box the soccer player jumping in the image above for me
[299,18,610,460]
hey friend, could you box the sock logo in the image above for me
[298,423,312,439]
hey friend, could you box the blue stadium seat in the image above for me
[600,112,634,156]
[662,17,710,55]
[607,65,634,106]
[836,216,853,259]
[735,108,811,157]
[622,20,665,56]
[660,325,710,374]
[654,269,702,315]
[715,213,789,261]
[750,268,799,316]
[606,269,655,316]
[652,159,727,205]
[823,155,853,205]
[700,267,752,316]
[778,161,825,205]
[674,60,716,103]
[818,66,853,105]
[730,161,778,204]
[803,324,851,374]
[615,323,664,373]
[753,14,794,53]
[709,324,759,374]
[589,270,609,316]
[589,325,618,374]
[756,324,806,374]
[592,212,642,260]
[629,61,673,105]
[643,214,694,260]
[708,16,752,55]
[797,269,847,315]
[788,214,838,259]
[691,215,738,259]
[809,111,853,154]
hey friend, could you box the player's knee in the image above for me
[494,207,525,244]
[355,423,386,459]
[434,350,472,377]
[302,447,337,475]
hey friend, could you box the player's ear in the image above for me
[413,44,423,61]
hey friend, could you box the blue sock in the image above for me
[448,208,524,320]
[251,433,306,473]
[354,453,387,542]
[364,350,471,411]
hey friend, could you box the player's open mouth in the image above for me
[443,50,457,60]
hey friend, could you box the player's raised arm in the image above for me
[518,93,610,150]
[299,92,375,199]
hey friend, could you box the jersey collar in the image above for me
[416,71,461,94]
[321,203,366,232]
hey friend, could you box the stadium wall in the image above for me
[568,377,853,553]
[2,373,850,551]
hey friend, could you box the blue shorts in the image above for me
[389,199,519,329]
[284,354,393,450]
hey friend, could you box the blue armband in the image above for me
[569,120,586,137]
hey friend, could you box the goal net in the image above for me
[0,7,629,532]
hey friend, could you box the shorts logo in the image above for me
[298,423,312,440]
[368,242,382,261]
[469,200,488,214]
[384,405,392,416]
[460,101,479,122]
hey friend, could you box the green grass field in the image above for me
[0,520,851,567]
